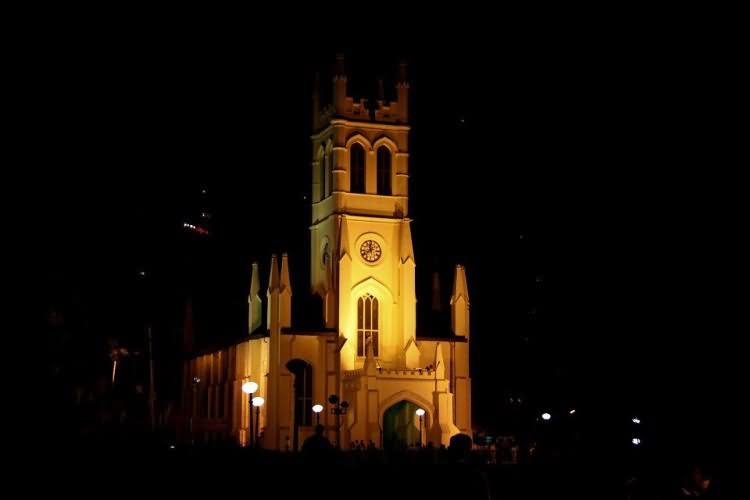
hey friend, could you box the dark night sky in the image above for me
[41,30,740,460]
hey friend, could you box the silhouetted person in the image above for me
[441,434,491,499]
[301,424,333,462]
[675,464,715,498]
[448,433,473,463]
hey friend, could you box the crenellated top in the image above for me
[313,54,409,131]
[343,367,439,380]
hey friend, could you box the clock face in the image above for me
[359,240,382,263]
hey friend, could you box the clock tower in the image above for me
[310,54,415,371]
[183,55,471,450]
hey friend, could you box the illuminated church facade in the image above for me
[183,56,472,450]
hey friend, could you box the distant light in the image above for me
[252,396,265,407]
[415,408,426,417]
[632,438,641,446]
[183,221,210,235]
[542,412,551,421]
[632,417,641,424]
[242,381,258,394]
[312,404,324,414]
[569,409,576,415]
[138,270,146,277]
[169,445,175,449]
[192,377,201,384]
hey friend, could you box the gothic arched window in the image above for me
[377,146,391,195]
[357,294,379,357]
[326,151,333,197]
[319,152,327,201]
[350,143,366,194]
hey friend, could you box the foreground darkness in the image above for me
[41,33,737,486]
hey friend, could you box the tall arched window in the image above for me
[377,146,391,195]
[357,294,379,357]
[350,143,366,193]
[319,152,327,201]
[326,151,333,197]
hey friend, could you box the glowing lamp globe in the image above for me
[415,408,426,417]
[252,396,265,407]
[242,381,259,394]
[312,404,324,414]
[541,412,551,421]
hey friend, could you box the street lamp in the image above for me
[252,396,265,447]
[242,381,259,447]
[312,404,324,426]
[328,394,349,448]
[541,412,551,421]
[415,408,425,447]
[190,377,200,445]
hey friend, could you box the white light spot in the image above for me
[541,412,551,421]
[632,438,641,446]
[632,417,641,424]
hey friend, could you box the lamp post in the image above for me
[328,394,349,448]
[415,408,425,447]
[242,381,258,447]
[190,376,200,445]
[252,396,265,447]
[312,404,324,426]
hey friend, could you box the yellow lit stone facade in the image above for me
[183,57,471,450]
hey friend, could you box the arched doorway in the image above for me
[383,400,424,450]
[286,359,312,451]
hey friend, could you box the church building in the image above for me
[183,55,472,450]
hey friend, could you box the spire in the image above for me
[404,337,420,369]
[400,219,415,263]
[250,261,260,297]
[451,264,469,303]
[279,253,292,329]
[451,264,470,337]
[248,262,262,334]
[339,216,351,259]
[395,60,409,122]
[434,342,446,380]
[364,334,377,375]
[280,253,292,294]
[268,254,280,292]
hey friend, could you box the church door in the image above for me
[382,400,422,450]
